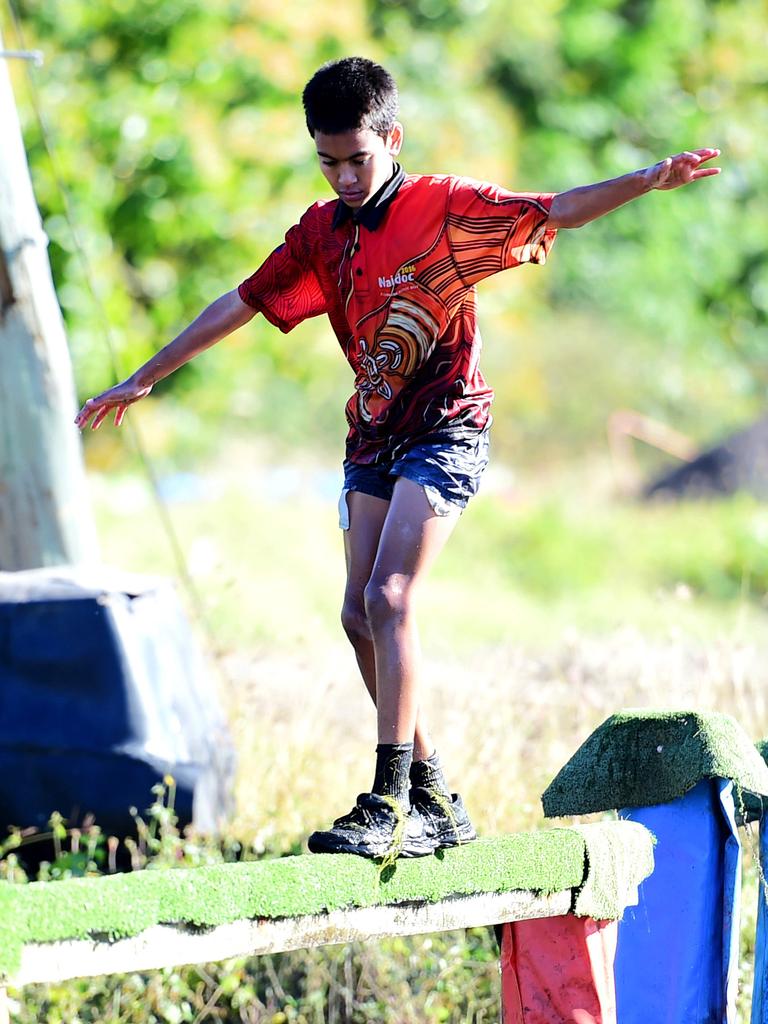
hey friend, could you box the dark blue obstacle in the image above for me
[0,568,235,839]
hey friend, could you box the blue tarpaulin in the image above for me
[0,567,236,838]
[615,778,741,1024]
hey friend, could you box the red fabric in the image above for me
[500,916,618,1024]
[238,175,556,464]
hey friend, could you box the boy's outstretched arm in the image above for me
[548,148,721,230]
[75,289,255,430]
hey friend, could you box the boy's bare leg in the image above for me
[341,490,436,761]
[363,477,460,745]
[309,479,472,856]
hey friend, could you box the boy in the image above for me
[76,57,719,860]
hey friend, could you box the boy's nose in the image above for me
[338,166,358,186]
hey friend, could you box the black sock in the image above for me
[410,749,451,795]
[372,743,413,806]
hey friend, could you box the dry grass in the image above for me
[218,625,768,1021]
[89,448,768,843]
[223,625,768,845]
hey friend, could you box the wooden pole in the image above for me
[0,32,99,569]
[14,888,574,986]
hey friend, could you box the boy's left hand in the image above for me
[642,148,721,190]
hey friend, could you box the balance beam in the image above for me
[0,820,652,1018]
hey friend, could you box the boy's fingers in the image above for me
[75,383,148,430]
[75,400,94,426]
[671,152,700,174]
[91,406,110,430]
[77,396,108,424]
[652,148,720,189]
[672,148,720,170]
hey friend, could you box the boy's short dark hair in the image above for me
[302,57,399,138]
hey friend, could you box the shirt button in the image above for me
[356,268,363,276]
[353,243,360,252]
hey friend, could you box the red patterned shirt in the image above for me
[238,172,557,463]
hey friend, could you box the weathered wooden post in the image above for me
[0,33,98,569]
[0,47,97,1022]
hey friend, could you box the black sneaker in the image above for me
[409,787,477,849]
[307,792,436,859]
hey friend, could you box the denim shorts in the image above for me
[338,427,490,529]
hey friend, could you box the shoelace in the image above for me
[379,795,406,870]
[422,789,463,844]
[330,797,407,867]
[333,801,373,829]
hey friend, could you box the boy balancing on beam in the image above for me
[76,57,720,861]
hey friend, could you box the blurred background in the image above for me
[10,0,767,471]
[4,0,768,1019]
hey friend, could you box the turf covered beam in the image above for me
[0,821,653,985]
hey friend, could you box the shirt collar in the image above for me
[332,161,405,232]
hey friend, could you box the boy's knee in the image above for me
[363,576,410,629]
[341,597,370,643]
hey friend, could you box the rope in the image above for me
[3,0,237,705]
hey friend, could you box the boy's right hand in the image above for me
[75,378,153,430]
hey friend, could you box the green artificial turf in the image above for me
[0,822,654,979]
[542,709,768,818]
[572,820,654,919]
[740,738,768,822]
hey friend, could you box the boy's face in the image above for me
[314,124,403,209]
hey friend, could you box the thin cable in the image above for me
[4,0,237,703]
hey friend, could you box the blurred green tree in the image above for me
[373,0,767,401]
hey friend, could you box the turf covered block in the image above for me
[738,739,768,822]
[542,709,768,818]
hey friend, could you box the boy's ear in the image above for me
[387,122,404,157]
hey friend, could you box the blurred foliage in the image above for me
[3,0,766,467]
[461,490,768,603]
[90,465,768,659]
[14,930,501,1023]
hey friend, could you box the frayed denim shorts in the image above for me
[338,427,490,529]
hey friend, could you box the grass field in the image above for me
[89,446,768,843]
[11,445,768,1021]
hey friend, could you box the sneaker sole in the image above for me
[432,828,477,849]
[308,831,438,859]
